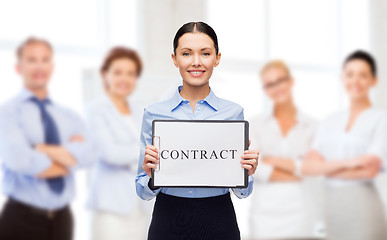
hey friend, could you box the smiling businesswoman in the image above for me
[86,47,152,240]
[249,60,323,240]
[135,22,259,240]
[302,50,387,240]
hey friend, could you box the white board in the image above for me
[151,120,249,188]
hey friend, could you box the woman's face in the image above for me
[103,58,138,98]
[342,59,377,101]
[172,32,221,88]
[261,67,293,104]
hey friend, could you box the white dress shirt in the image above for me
[311,107,387,187]
[249,110,325,239]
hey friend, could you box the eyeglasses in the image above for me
[263,76,290,90]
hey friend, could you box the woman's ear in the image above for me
[214,52,221,67]
[171,53,178,68]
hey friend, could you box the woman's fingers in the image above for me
[146,162,157,169]
[240,149,259,176]
[240,159,257,166]
[241,153,259,160]
[143,145,160,177]
[241,164,253,169]
[146,145,158,153]
[241,164,255,176]
[244,149,259,154]
[145,148,159,159]
[144,154,159,164]
[241,159,258,175]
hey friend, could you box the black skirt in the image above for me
[148,192,240,240]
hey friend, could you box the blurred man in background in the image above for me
[0,37,96,240]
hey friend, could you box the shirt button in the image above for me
[200,100,203,103]
[189,191,192,194]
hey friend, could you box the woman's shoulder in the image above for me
[142,98,177,120]
[85,96,112,116]
[368,107,387,118]
[145,99,170,112]
[248,113,268,125]
[215,97,244,117]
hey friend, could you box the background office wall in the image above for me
[0,0,386,239]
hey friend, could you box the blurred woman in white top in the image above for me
[249,60,324,239]
[303,50,387,240]
[86,47,152,240]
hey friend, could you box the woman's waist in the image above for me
[156,191,232,208]
[160,187,232,198]
[253,182,306,196]
[325,178,374,187]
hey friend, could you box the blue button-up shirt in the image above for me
[136,86,254,200]
[0,88,96,210]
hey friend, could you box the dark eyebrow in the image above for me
[179,47,214,51]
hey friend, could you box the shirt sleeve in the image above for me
[85,106,140,167]
[367,113,387,169]
[231,175,254,199]
[62,110,97,169]
[255,162,274,182]
[135,108,161,200]
[230,107,255,198]
[0,104,52,176]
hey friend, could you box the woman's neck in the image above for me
[349,97,372,114]
[180,82,210,111]
[273,99,297,137]
[108,92,130,115]
[274,99,297,119]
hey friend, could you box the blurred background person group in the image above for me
[0,37,153,240]
[247,52,387,240]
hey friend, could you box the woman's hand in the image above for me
[241,149,259,176]
[143,145,159,177]
[351,155,382,171]
[304,150,324,162]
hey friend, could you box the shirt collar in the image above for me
[169,85,219,111]
[264,106,309,125]
[17,87,53,104]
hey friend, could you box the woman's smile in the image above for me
[187,69,206,77]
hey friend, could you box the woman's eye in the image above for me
[203,52,210,56]
[182,52,190,56]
